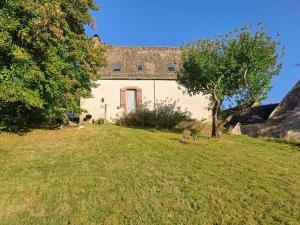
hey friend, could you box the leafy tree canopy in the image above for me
[0,0,106,130]
[178,24,284,138]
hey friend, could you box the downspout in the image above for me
[104,104,107,124]
[153,80,156,111]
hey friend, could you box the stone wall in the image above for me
[228,123,263,137]
[240,124,264,138]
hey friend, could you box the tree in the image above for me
[178,24,284,138]
[0,0,106,130]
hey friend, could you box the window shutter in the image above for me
[120,88,126,111]
[136,89,142,108]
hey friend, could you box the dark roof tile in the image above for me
[226,104,279,127]
[98,46,181,80]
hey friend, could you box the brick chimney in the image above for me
[92,34,101,48]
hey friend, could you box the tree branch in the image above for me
[217,68,259,129]
[218,104,254,129]
[243,68,258,105]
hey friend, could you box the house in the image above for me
[80,36,211,122]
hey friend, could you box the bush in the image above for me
[176,119,210,140]
[92,118,105,125]
[116,100,191,129]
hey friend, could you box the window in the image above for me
[113,64,121,72]
[167,65,176,73]
[126,90,137,113]
[136,65,144,72]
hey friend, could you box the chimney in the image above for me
[92,34,101,48]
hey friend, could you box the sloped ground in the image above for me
[0,125,299,225]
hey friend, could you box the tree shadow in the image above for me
[2,124,61,136]
[124,125,183,135]
[0,148,8,155]
[264,138,300,150]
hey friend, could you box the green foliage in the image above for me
[0,0,106,130]
[92,118,105,125]
[117,100,191,129]
[176,119,210,140]
[178,24,284,137]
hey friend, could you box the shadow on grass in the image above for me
[117,125,182,134]
[170,135,211,145]
[264,138,300,150]
[0,148,9,155]
[1,124,61,136]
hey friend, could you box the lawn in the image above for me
[0,125,299,225]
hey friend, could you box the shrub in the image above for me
[92,118,105,125]
[176,119,210,140]
[116,100,191,129]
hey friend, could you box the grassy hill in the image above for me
[0,125,299,225]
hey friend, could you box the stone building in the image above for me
[80,36,210,122]
[260,80,300,138]
[226,104,279,137]
[227,80,300,139]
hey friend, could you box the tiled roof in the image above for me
[98,46,181,80]
[226,103,279,127]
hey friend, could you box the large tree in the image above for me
[178,24,284,138]
[0,0,105,130]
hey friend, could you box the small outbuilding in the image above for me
[261,80,300,138]
[226,104,279,136]
[227,79,300,139]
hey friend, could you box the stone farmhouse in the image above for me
[81,36,210,122]
[81,36,299,139]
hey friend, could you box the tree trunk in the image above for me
[211,101,221,138]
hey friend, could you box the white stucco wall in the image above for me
[81,80,211,122]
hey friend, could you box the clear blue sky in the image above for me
[86,0,300,104]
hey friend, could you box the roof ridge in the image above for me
[108,45,180,49]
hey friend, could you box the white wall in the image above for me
[81,80,211,122]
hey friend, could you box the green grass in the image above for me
[0,125,299,225]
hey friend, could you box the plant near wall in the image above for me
[117,100,191,129]
[178,24,284,138]
[0,0,106,131]
[176,119,210,140]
